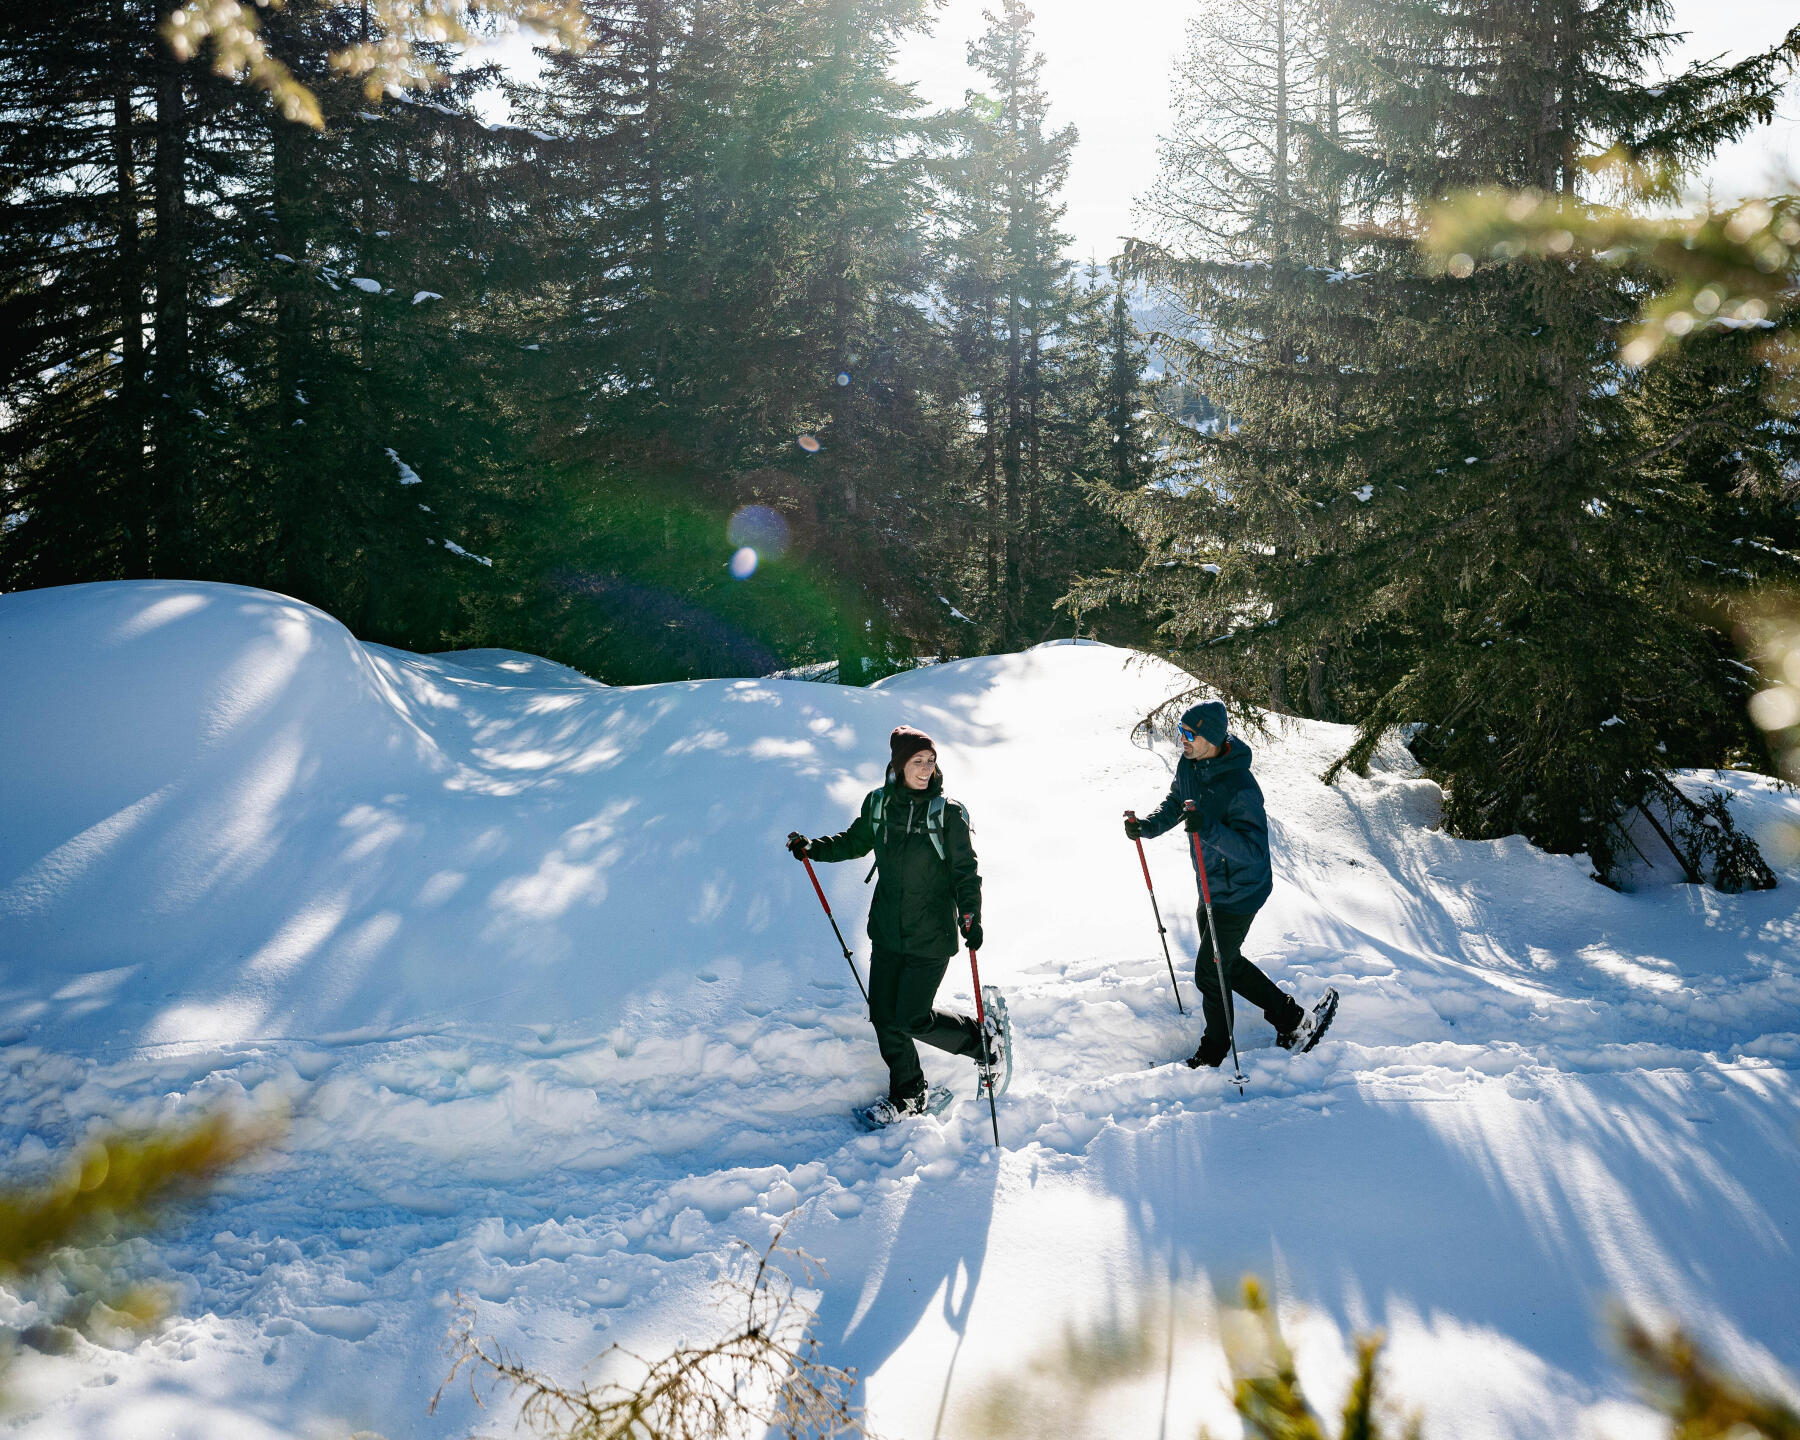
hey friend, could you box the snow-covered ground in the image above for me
[2,580,1797,1440]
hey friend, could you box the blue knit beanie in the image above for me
[1180,701,1229,746]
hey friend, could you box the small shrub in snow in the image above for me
[436,1220,874,1440]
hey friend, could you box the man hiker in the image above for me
[1125,700,1335,1067]
[788,725,1009,1124]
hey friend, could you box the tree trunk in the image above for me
[644,0,668,397]
[150,54,190,574]
[1272,0,1289,261]
[112,4,147,574]
[272,105,310,592]
[1307,643,1333,719]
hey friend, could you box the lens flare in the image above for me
[836,371,851,386]
[728,504,790,559]
[797,433,821,453]
[730,547,758,579]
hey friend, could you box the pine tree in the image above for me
[1032,263,1151,640]
[935,0,1079,649]
[516,0,954,682]
[0,0,243,587]
[2,1,551,655]
[1097,0,1797,876]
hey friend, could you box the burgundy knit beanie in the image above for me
[888,725,936,777]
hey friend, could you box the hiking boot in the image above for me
[1277,988,1339,1054]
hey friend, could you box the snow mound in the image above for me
[3,581,1798,1440]
[0,583,1199,1050]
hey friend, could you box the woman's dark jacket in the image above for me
[807,774,981,960]
[1136,735,1273,914]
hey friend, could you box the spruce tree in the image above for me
[1099,0,1797,876]
[517,0,954,682]
[2,1,549,655]
[934,0,1079,650]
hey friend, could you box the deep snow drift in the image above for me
[1,580,1797,1440]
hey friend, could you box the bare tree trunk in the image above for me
[645,0,669,397]
[983,378,999,620]
[1307,643,1332,718]
[150,54,190,573]
[112,3,147,573]
[1273,0,1289,261]
[272,103,310,592]
[1268,656,1290,714]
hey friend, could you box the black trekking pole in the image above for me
[791,838,870,1005]
[1184,800,1247,1094]
[967,942,1001,1147]
[1124,809,1185,1016]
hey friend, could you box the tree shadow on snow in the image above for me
[807,1153,1001,1440]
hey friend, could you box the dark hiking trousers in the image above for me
[1191,907,1302,1067]
[869,945,983,1100]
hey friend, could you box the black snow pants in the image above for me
[1191,906,1303,1066]
[869,945,983,1101]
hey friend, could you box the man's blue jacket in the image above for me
[1136,735,1273,914]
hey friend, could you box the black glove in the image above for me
[1123,814,1143,841]
[1182,805,1206,835]
[786,831,810,859]
[961,913,984,952]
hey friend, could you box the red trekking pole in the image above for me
[1185,800,1247,1094]
[967,939,1001,1147]
[792,840,870,1005]
[1124,810,1186,1015]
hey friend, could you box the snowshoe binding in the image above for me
[976,985,1013,1101]
[856,1084,954,1131]
[1277,987,1339,1054]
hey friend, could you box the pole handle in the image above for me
[967,945,986,1025]
[1125,810,1157,893]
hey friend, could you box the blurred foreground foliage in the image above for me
[0,1105,282,1392]
[964,1276,1798,1440]
[1426,184,1800,406]
[1215,1282,1800,1440]
[160,0,590,127]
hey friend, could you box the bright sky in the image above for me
[478,2,1800,261]
[893,0,1800,259]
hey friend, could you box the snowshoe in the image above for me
[1277,987,1339,1054]
[856,1084,954,1131]
[977,985,1013,1101]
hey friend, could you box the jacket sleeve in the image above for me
[1198,782,1268,874]
[944,801,983,923]
[1135,773,1187,839]
[807,795,876,863]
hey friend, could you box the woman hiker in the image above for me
[1125,700,1336,1068]
[788,725,1009,1125]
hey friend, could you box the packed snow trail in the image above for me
[1,581,1796,1439]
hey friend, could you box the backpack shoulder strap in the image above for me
[924,796,947,861]
[863,789,885,883]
